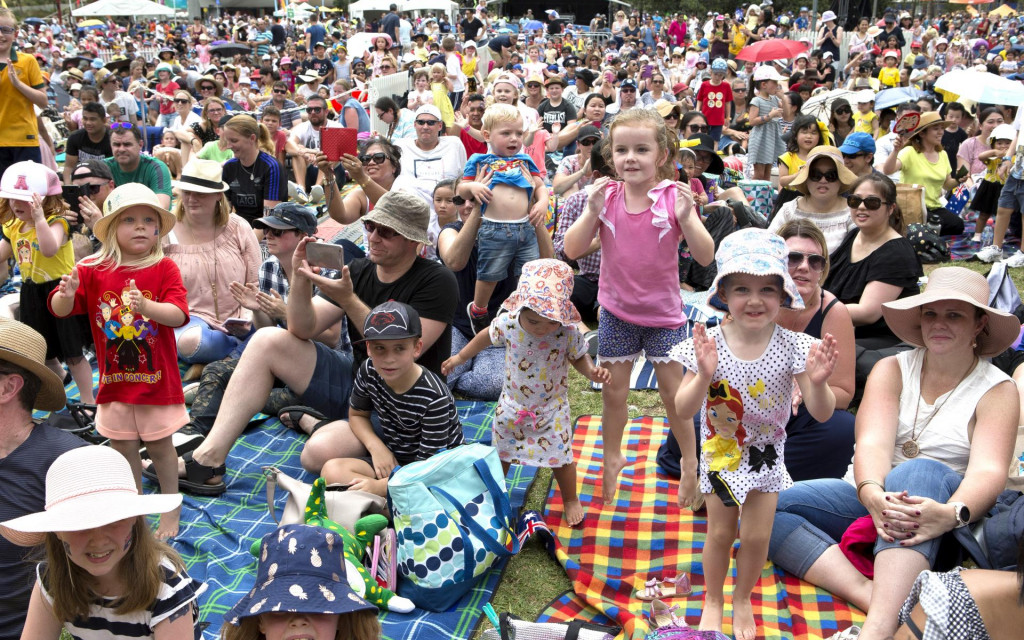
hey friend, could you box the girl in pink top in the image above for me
[564,109,715,502]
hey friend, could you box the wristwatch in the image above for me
[950,501,971,528]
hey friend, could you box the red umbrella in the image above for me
[735,39,809,62]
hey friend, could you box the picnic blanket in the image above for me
[947,210,1021,261]
[535,415,865,640]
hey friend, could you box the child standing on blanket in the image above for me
[0,445,201,638]
[672,228,837,640]
[49,184,189,540]
[221,524,380,640]
[442,259,611,526]
[563,107,715,503]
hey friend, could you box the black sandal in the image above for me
[144,450,226,496]
[277,405,334,435]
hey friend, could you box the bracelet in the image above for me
[856,479,884,502]
[322,178,336,188]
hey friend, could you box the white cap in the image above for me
[752,65,784,82]
[414,104,443,121]
[463,40,476,49]
[854,88,876,104]
[991,123,1016,143]
[0,161,62,202]
[70,82,83,91]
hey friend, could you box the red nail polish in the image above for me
[915,511,921,516]
[885,496,892,502]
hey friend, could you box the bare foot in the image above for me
[563,498,584,527]
[732,597,757,640]
[601,455,628,502]
[279,412,316,434]
[156,506,181,541]
[698,595,724,633]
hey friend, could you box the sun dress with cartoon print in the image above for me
[670,324,817,506]
[490,311,587,467]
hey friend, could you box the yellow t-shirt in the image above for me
[852,111,877,135]
[2,216,73,284]
[729,26,748,56]
[983,157,1006,185]
[878,66,900,88]
[0,51,46,147]
[898,147,953,209]
[778,151,807,175]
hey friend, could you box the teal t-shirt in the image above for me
[104,155,172,199]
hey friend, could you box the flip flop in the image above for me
[142,450,226,496]
[277,405,334,435]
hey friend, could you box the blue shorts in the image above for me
[596,307,688,364]
[997,174,1024,212]
[301,341,355,419]
[476,218,539,283]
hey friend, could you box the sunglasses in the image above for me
[452,195,467,206]
[620,87,636,92]
[380,65,394,70]
[842,152,868,160]
[733,88,748,93]
[110,123,133,130]
[359,152,388,165]
[835,107,852,115]
[846,195,890,210]
[273,89,287,94]
[578,137,599,146]
[526,83,541,89]
[306,107,324,113]
[809,169,839,182]
[665,112,679,120]
[200,85,215,91]
[415,119,439,126]
[173,98,190,104]
[363,220,398,239]
[264,228,292,237]
[652,79,664,84]
[688,124,709,133]
[787,251,827,272]
[71,182,104,195]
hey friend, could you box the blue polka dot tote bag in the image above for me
[387,443,521,611]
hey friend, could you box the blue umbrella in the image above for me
[497,27,513,34]
[25,17,46,26]
[524,20,544,31]
[990,44,1024,54]
[874,87,926,110]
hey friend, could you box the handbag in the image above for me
[260,466,388,533]
[480,613,617,640]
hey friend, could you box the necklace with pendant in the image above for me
[903,355,976,458]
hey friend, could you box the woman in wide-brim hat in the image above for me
[770,146,858,254]
[769,265,1020,640]
[0,318,66,411]
[882,111,966,236]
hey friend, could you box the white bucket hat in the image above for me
[710,228,804,309]
[0,446,182,547]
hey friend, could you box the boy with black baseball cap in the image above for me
[320,301,464,496]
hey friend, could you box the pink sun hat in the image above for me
[501,259,581,325]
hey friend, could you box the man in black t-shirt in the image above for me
[380,4,401,44]
[459,9,484,41]
[62,102,112,184]
[307,42,334,84]
[175,190,458,491]
[270,17,286,49]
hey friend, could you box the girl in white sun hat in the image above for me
[0,445,201,639]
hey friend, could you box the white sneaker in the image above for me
[308,185,325,204]
[975,244,1004,263]
[183,382,200,405]
[1003,250,1024,268]
[826,626,861,640]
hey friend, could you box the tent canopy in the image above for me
[72,0,175,17]
[348,0,458,23]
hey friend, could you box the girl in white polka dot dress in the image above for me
[671,228,838,640]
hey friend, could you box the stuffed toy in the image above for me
[251,477,415,613]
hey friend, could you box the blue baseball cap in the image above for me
[839,132,876,155]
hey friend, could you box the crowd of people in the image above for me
[1,3,1024,640]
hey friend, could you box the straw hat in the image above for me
[93,183,177,240]
[882,267,1020,358]
[788,146,858,195]
[0,319,65,411]
[501,259,581,325]
[173,159,230,194]
[0,446,182,547]
[906,111,952,141]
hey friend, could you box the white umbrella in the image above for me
[72,0,174,16]
[934,69,1024,106]
[801,88,855,120]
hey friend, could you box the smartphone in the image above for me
[62,185,84,224]
[305,241,346,271]
[641,65,654,79]
[321,127,357,162]
[955,165,969,180]
[223,317,252,337]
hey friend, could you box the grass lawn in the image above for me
[480,260,1024,638]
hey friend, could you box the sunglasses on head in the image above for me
[688,124,709,133]
[306,106,323,113]
[787,251,827,272]
[415,118,439,126]
[363,220,398,239]
[847,195,889,210]
[110,123,133,130]
[809,169,839,182]
[359,152,388,165]
[452,195,467,206]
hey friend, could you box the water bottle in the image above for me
[982,222,994,247]
[926,213,942,236]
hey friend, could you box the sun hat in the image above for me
[299,72,319,83]
[254,202,318,236]
[839,132,876,155]
[492,72,523,92]
[989,123,1016,144]
[709,228,804,309]
[66,67,85,80]
[173,159,230,195]
[906,111,952,141]
[414,103,442,121]
[882,267,1020,358]
[362,189,430,245]
[155,62,173,74]
[882,49,899,59]
[225,524,378,624]
[788,146,858,194]
[525,72,545,86]
[681,133,725,174]
[653,99,681,119]
[94,183,177,240]
[544,75,566,87]
[821,10,838,22]
[357,301,422,343]
[0,161,62,203]
[711,58,728,72]
[501,259,581,325]
[0,319,66,411]
[0,445,182,547]
[279,56,292,66]
[463,40,477,50]
[753,64,784,82]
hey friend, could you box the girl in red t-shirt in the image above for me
[49,184,189,541]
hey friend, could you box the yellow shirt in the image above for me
[729,26,748,56]
[878,66,900,88]
[898,147,953,208]
[778,151,807,175]
[0,51,45,147]
[852,111,876,135]
[3,216,73,284]
[983,157,1006,185]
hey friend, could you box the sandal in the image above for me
[649,598,687,629]
[277,405,333,435]
[143,451,226,496]
[637,574,692,600]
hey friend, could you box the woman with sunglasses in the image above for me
[680,111,710,140]
[654,100,684,142]
[96,69,140,128]
[183,97,226,164]
[829,99,854,147]
[769,146,857,256]
[331,138,402,225]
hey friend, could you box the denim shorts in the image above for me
[174,316,244,364]
[300,341,355,419]
[597,307,688,364]
[997,174,1024,211]
[476,218,539,283]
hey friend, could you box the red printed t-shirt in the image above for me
[156,80,180,115]
[48,258,189,405]
[460,128,487,157]
[697,80,734,127]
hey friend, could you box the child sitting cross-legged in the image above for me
[320,301,464,496]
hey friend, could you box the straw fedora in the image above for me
[882,267,1020,358]
[0,319,65,411]
[93,183,177,240]
[905,111,952,141]
[788,145,859,195]
[173,159,229,194]
[0,446,181,547]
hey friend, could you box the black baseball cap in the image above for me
[358,301,422,342]
[71,159,114,181]
[254,202,318,235]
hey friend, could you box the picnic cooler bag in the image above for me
[387,443,520,611]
